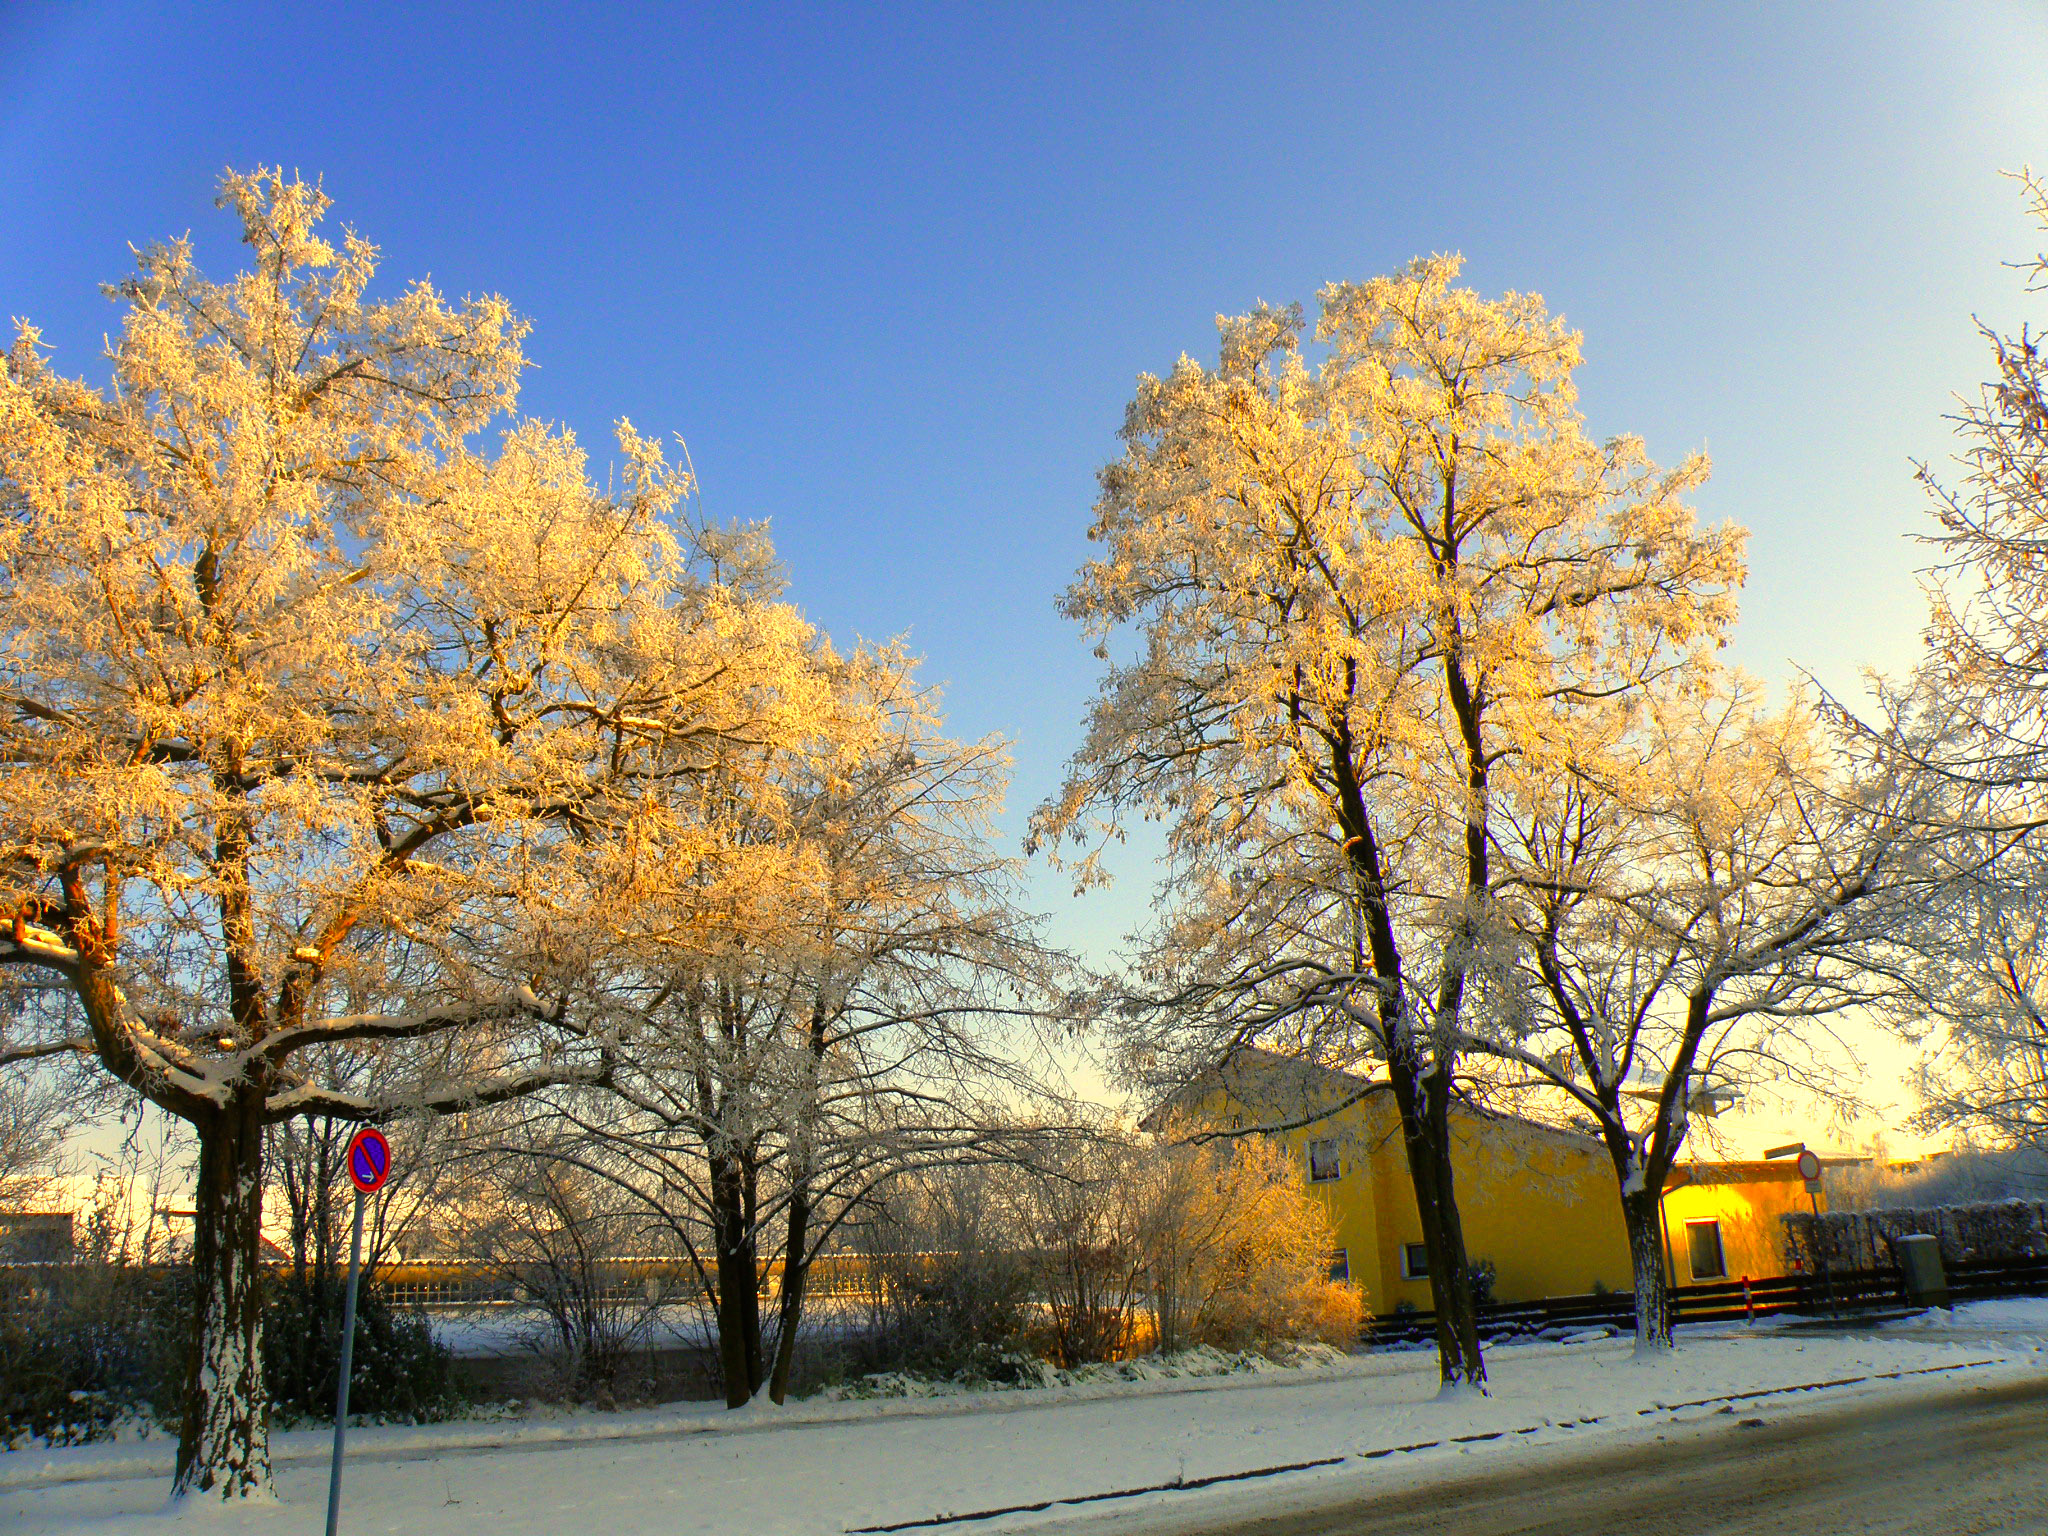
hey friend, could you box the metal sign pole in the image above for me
[1797,1148,1834,1316]
[324,1126,392,1533]
[325,1186,365,1536]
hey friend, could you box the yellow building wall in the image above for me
[1660,1164,1818,1283]
[1369,1108,1632,1312]
[1263,1093,1631,1315]
[1183,1066,1812,1317]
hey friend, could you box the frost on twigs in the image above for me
[0,168,847,1497]
[1033,254,1743,1394]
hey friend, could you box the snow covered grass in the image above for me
[8,1315,2045,1535]
[821,1342,1349,1400]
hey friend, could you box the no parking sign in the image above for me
[328,1126,395,1534]
[346,1127,391,1193]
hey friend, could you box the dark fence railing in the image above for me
[15,1250,2047,1335]
[0,1252,916,1314]
[1362,1255,2048,1347]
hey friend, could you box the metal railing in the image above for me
[0,1251,917,1313]
[1360,1257,2048,1346]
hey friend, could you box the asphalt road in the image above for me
[1129,1375,2048,1536]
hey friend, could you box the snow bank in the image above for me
[824,1343,1349,1400]
[1878,1294,2048,1334]
[9,1328,2043,1535]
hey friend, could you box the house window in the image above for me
[1307,1138,1341,1183]
[1400,1242,1430,1280]
[1686,1219,1727,1280]
[1328,1248,1350,1283]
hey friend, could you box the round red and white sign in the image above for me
[1796,1148,1822,1182]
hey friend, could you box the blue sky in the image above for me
[4,2,2046,980]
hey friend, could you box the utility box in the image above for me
[1896,1233,1948,1307]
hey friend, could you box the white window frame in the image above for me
[1685,1218,1727,1280]
[1399,1241,1430,1280]
[1307,1137,1342,1183]
[1328,1247,1350,1283]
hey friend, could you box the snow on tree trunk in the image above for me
[767,1175,812,1405]
[710,1150,763,1406]
[1623,1188,1672,1352]
[174,1090,271,1501]
[1392,1063,1487,1392]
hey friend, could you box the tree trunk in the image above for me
[709,1149,762,1406]
[767,1175,811,1404]
[173,1090,271,1500]
[1389,1060,1487,1391]
[1622,1186,1672,1351]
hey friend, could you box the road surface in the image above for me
[1103,1374,2048,1536]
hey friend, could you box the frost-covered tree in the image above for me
[1905,841,2048,1155]
[0,170,833,1498]
[1032,256,1742,1388]
[0,1073,75,1211]
[1474,676,1947,1348]
[529,645,1062,1405]
[1903,170,2048,1155]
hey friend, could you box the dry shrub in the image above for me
[1017,1139,1147,1367]
[1135,1131,1361,1353]
[845,1132,1363,1383]
[852,1166,1038,1378]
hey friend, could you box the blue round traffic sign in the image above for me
[346,1128,392,1193]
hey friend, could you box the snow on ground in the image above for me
[8,1311,2045,1536]
[1878,1293,2048,1335]
[430,1300,867,1358]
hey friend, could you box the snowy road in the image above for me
[9,1319,2046,1535]
[1067,1373,2048,1536]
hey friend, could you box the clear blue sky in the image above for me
[4,2,2046,960]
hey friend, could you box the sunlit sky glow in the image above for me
[6,2,2047,1153]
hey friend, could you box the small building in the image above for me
[1659,1160,1833,1285]
[0,1210,75,1263]
[1151,1051,1829,1314]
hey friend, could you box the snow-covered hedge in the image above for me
[1782,1198,2048,1271]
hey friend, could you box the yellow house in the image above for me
[1153,1051,1824,1315]
[1659,1160,1828,1288]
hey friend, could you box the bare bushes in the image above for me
[1017,1138,1147,1367]
[850,1133,1361,1382]
[1135,1133,1360,1353]
[0,1153,185,1447]
[447,1151,673,1405]
[263,1110,462,1426]
[853,1165,1039,1380]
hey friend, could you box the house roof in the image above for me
[1141,1046,1609,1156]
[1666,1156,1869,1190]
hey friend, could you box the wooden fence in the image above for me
[371,1253,885,1309]
[1361,1255,2048,1347]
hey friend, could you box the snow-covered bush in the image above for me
[441,1150,671,1405]
[843,1133,1362,1383]
[261,1277,461,1426]
[1019,1140,1147,1367]
[0,1154,189,1448]
[0,1259,183,1448]
[850,1165,1040,1379]
[1784,1197,2048,1271]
